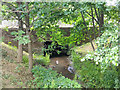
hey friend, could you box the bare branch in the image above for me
[94,5,99,22]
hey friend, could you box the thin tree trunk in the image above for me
[91,5,96,39]
[17,43,23,62]
[17,21,23,63]
[100,9,104,32]
[25,2,33,72]
[94,4,104,36]
[94,6,101,37]
[17,2,23,63]
[94,5,99,22]
[81,12,95,51]
[98,12,101,36]
[27,30,33,72]
[98,9,104,37]
[97,7,104,37]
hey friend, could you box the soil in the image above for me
[2,59,33,88]
[1,56,75,88]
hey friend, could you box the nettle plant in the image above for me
[78,24,119,88]
[11,30,30,45]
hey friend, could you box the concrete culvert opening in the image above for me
[43,41,75,79]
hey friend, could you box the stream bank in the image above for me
[48,41,97,87]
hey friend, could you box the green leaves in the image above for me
[11,30,30,45]
[11,31,18,36]
[11,30,25,36]
[31,65,81,88]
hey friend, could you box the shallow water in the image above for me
[49,56,75,80]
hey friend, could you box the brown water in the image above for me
[49,56,74,80]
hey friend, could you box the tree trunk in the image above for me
[25,2,33,72]
[99,10,104,35]
[17,2,23,63]
[98,7,104,36]
[17,43,23,62]
[28,33,33,72]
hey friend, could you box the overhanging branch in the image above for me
[2,2,27,26]
[85,11,99,25]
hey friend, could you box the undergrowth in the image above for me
[29,65,81,88]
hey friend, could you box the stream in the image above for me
[49,56,75,80]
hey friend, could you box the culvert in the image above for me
[43,40,69,58]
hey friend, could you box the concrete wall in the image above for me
[2,27,72,54]
[2,28,44,54]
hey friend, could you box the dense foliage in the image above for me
[2,2,110,55]
[71,24,119,88]
[1,1,119,88]
[30,65,81,88]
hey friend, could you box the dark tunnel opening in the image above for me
[43,41,69,58]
